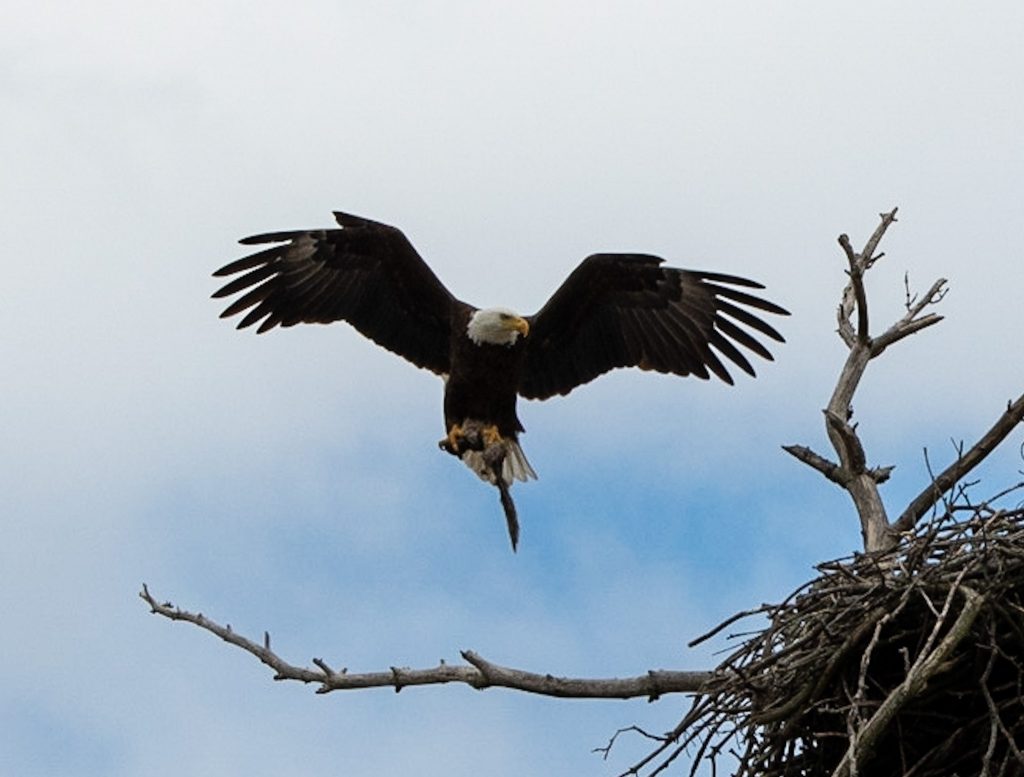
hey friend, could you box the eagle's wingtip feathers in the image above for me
[333,211,368,228]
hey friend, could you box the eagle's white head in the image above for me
[466,307,530,346]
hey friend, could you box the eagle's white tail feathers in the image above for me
[461,439,537,486]
[505,439,538,483]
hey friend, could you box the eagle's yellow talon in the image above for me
[446,423,465,453]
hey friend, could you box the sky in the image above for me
[3,2,1024,775]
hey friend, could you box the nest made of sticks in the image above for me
[658,507,1024,777]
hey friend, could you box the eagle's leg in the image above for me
[439,424,463,456]
[446,423,464,451]
[481,424,502,447]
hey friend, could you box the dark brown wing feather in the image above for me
[519,254,788,400]
[212,212,457,375]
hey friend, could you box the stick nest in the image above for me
[659,508,1024,777]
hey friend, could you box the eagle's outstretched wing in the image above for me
[212,212,457,376]
[519,253,788,400]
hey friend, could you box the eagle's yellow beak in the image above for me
[511,317,530,337]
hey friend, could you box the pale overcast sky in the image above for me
[3,2,1024,775]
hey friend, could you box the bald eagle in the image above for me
[213,212,788,550]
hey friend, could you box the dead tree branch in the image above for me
[139,584,712,699]
[892,393,1024,535]
[871,277,947,356]
[784,208,949,552]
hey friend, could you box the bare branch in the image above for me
[140,585,713,699]
[787,208,952,553]
[869,465,894,484]
[834,207,897,348]
[782,444,847,485]
[891,393,1024,535]
[688,604,776,648]
[139,584,322,683]
[825,410,868,474]
[871,277,948,356]
[837,280,857,347]
[861,208,899,265]
[838,233,870,344]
